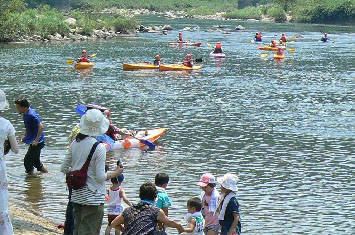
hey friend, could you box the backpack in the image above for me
[66,142,99,190]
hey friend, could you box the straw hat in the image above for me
[217,173,238,192]
[0,89,9,110]
[80,109,109,136]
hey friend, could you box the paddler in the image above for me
[279,33,287,43]
[321,33,329,42]
[276,47,284,56]
[183,54,194,67]
[78,50,90,63]
[177,32,184,43]
[153,54,161,65]
[270,40,277,47]
[255,32,262,42]
[213,42,223,54]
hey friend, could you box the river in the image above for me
[1,15,354,234]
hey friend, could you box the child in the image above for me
[279,33,287,43]
[153,54,161,65]
[183,197,205,235]
[183,54,194,67]
[213,42,223,54]
[105,174,132,235]
[215,173,241,235]
[197,173,220,235]
[177,32,184,43]
[155,173,171,231]
[255,32,262,42]
[276,47,284,56]
[78,50,90,63]
[270,40,277,47]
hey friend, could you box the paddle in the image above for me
[261,53,269,57]
[67,54,97,64]
[207,42,212,48]
[130,134,155,150]
[288,49,296,52]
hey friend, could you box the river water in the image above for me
[1,16,354,234]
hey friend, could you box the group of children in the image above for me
[105,172,241,235]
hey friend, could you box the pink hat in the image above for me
[197,173,216,187]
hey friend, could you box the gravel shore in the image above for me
[9,202,61,235]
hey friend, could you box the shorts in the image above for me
[204,224,220,234]
[108,214,119,225]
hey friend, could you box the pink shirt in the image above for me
[202,194,219,227]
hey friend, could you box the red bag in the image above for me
[66,142,99,190]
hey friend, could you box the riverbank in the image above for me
[9,202,60,235]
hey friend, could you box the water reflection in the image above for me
[24,175,43,211]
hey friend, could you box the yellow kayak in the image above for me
[259,46,286,51]
[159,64,202,71]
[75,62,94,69]
[274,54,286,59]
[123,63,159,70]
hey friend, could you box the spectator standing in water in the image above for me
[15,98,48,175]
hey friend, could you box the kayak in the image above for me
[75,62,94,69]
[123,63,159,70]
[113,128,167,149]
[210,52,226,58]
[159,64,202,71]
[259,46,286,51]
[274,54,286,59]
[169,42,202,47]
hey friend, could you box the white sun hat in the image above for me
[0,89,9,110]
[80,109,109,137]
[217,173,239,192]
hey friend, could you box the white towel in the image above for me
[214,192,236,220]
[200,188,220,212]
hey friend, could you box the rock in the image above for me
[162,25,173,30]
[235,25,245,30]
[64,18,76,26]
[213,25,224,29]
[183,27,192,31]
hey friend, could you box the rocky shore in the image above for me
[9,202,61,234]
[10,8,251,44]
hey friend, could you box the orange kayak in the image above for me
[75,62,94,69]
[169,42,202,47]
[159,64,202,71]
[274,54,286,59]
[259,46,286,51]
[123,63,159,70]
[113,128,167,149]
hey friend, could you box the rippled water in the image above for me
[1,16,354,234]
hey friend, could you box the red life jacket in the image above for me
[79,57,90,63]
[280,36,287,42]
[256,35,262,41]
[216,43,222,49]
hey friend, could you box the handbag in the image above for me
[66,142,99,190]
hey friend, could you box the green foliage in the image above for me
[266,4,286,22]
[224,6,262,20]
[110,17,139,33]
[293,0,355,23]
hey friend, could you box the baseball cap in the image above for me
[197,173,215,187]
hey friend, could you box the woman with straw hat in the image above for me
[0,89,19,234]
[61,109,124,234]
[215,173,241,235]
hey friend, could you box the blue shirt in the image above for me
[219,197,241,234]
[155,187,171,209]
[23,108,44,144]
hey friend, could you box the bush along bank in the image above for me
[0,5,140,43]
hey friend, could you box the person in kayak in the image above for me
[321,33,329,42]
[270,40,277,47]
[78,50,90,63]
[153,54,161,65]
[183,54,194,67]
[213,42,223,54]
[177,32,184,43]
[276,47,284,56]
[279,33,287,43]
[255,32,262,42]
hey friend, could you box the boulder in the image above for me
[235,25,245,30]
[162,25,173,30]
[65,18,77,26]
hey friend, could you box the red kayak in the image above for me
[169,42,202,47]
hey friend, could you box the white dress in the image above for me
[0,117,15,235]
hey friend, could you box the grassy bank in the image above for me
[0,0,139,42]
[224,0,355,23]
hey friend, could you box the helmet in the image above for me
[82,50,87,53]
[186,54,192,58]
[156,54,160,59]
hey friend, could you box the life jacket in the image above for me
[280,36,287,42]
[216,43,222,49]
[255,35,262,41]
[183,61,193,67]
[271,41,277,47]
[79,57,90,63]
[214,48,223,54]
[179,35,183,42]
[276,50,283,55]
[321,37,328,42]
